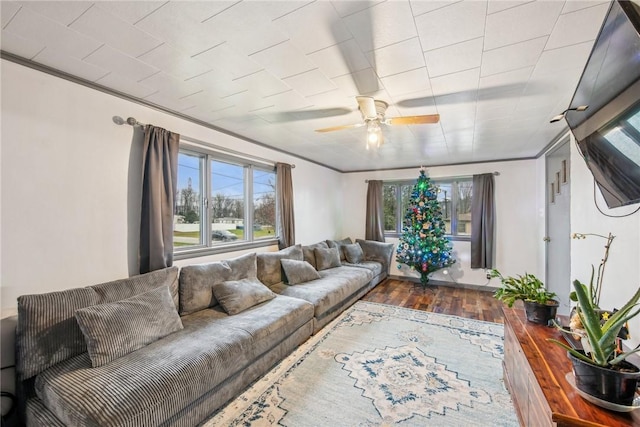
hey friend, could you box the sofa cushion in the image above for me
[257,245,303,286]
[326,237,353,261]
[281,259,320,285]
[301,241,329,269]
[178,262,232,315]
[35,296,314,427]
[343,243,364,264]
[178,253,257,315]
[314,247,341,271]
[213,278,276,315]
[355,239,395,272]
[274,265,374,321]
[75,286,183,368]
[16,266,179,381]
[226,252,258,279]
[342,260,383,278]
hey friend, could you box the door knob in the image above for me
[543,236,551,242]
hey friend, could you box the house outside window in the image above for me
[174,146,277,257]
[383,178,473,240]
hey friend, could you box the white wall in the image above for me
[341,159,540,288]
[569,133,640,349]
[0,60,342,314]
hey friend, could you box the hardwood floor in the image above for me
[361,278,505,323]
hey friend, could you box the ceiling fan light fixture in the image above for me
[366,121,383,150]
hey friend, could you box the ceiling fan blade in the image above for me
[356,96,377,119]
[386,115,440,125]
[397,82,540,108]
[315,123,364,133]
[260,108,352,123]
[332,5,379,94]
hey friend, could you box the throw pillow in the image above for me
[178,261,232,315]
[302,241,329,269]
[314,247,341,271]
[326,237,353,262]
[225,252,258,280]
[281,259,321,285]
[213,278,276,315]
[343,243,364,264]
[75,286,183,368]
[257,245,303,286]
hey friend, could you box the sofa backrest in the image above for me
[178,252,256,315]
[15,266,179,381]
[257,245,303,286]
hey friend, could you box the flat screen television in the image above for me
[565,0,640,208]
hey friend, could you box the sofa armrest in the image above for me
[355,239,395,275]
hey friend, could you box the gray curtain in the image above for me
[139,125,180,274]
[276,163,295,249]
[471,173,495,269]
[365,180,385,242]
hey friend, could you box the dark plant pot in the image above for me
[569,352,640,406]
[524,300,558,325]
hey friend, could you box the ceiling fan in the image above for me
[314,96,440,149]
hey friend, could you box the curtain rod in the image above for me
[112,115,295,169]
[365,171,499,183]
[112,116,146,127]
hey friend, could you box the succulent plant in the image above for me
[549,279,640,368]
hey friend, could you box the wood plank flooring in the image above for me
[361,278,505,323]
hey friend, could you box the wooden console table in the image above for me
[502,304,640,426]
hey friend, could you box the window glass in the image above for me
[383,185,397,231]
[383,178,472,238]
[253,169,276,240]
[400,184,413,219]
[174,146,278,256]
[174,152,203,249]
[456,180,473,236]
[436,182,452,234]
[210,160,244,243]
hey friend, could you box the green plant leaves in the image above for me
[492,269,556,306]
[554,280,640,367]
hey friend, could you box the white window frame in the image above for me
[174,143,279,260]
[383,178,472,241]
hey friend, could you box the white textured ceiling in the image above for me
[1,1,611,172]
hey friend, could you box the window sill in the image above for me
[173,238,279,261]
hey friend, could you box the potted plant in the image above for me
[566,233,631,341]
[491,269,559,325]
[549,280,640,406]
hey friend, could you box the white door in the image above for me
[546,139,571,315]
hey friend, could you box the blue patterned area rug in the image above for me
[204,301,518,426]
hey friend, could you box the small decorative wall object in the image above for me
[556,172,561,194]
[550,183,555,203]
[562,160,568,184]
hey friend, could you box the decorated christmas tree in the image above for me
[396,169,455,288]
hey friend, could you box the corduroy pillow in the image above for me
[302,241,329,269]
[257,245,303,286]
[213,278,276,315]
[314,247,341,271]
[343,243,364,264]
[326,237,353,262]
[281,259,321,285]
[75,286,183,368]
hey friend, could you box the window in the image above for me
[383,178,473,239]
[174,146,277,256]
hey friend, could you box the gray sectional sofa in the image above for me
[15,238,394,427]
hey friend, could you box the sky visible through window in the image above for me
[178,153,275,200]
